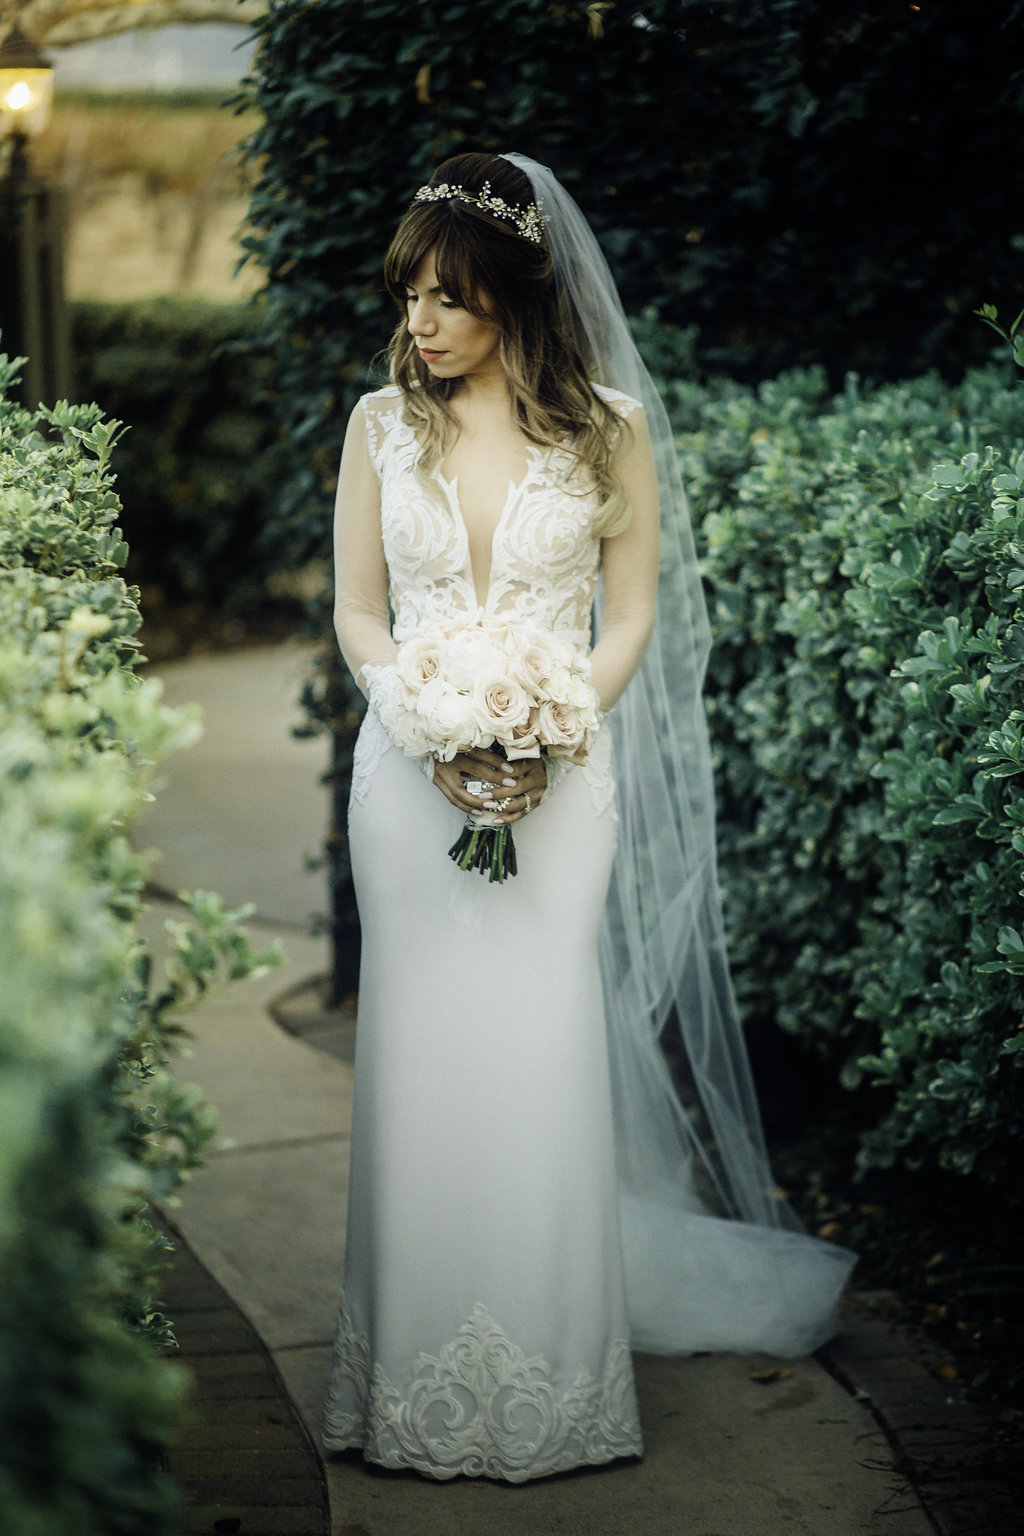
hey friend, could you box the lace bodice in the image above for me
[361,385,641,644]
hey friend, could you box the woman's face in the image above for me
[404,249,503,384]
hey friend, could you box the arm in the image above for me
[589,408,660,712]
[334,401,543,816]
[332,400,398,699]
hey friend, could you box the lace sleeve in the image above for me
[333,399,399,698]
[588,407,660,712]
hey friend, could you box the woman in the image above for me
[324,152,855,1483]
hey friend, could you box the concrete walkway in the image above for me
[140,642,996,1536]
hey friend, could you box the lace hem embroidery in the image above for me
[321,1302,642,1482]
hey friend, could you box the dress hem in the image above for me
[320,1434,645,1484]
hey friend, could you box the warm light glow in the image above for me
[0,67,54,141]
[6,81,32,112]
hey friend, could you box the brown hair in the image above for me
[383,152,631,536]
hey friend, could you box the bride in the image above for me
[322,151,855,1483]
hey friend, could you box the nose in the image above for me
[407,298,436,338]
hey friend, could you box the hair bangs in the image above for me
[384,203,491,319]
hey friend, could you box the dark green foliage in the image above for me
[0,355,280,1535]
[675,360,1024,1188]
[237,0,1024,1003]
[70,300,285,610]
[237,0,1024,571]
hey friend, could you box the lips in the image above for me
[418,348,446,362]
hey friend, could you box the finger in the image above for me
[432,773,464,810]
[461,763,518,791]
[461,746,506,771]
[450,773,503,814]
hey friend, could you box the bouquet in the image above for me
[373,614,601,882]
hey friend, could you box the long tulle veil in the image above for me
[503,152,855,1355]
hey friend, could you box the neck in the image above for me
[454,368,511,411]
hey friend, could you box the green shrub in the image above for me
[0,354,279,1536]
[676,360,1024,1188]
[70,299,285,612]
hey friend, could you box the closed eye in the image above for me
[404,290,460,310]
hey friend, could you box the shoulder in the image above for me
[360,384,403,407]
[355,385,405,469]
[590,382,644,420]
[357,383,403,425]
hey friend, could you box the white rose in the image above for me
[396,632,444,696]
[416,676,481,756]
[543,664,575,703]
[444,626,504,693]
[519,641,556,693]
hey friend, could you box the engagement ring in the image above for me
[464,779,498,798]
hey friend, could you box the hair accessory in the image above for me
[412,180,545,244]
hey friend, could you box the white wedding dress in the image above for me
[322,383,644,1479]
[321,383,853,1482]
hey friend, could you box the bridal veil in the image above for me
[502,152,855,1356]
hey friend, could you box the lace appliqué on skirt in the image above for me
[579,723,618,821]
[350,709,393,805]
[321,1302,643,1482]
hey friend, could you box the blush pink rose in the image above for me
[504,708,542,761]
[537,698,590,761]
[472,674,532,740]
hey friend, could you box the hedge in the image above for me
[676,357,1024,1189]
[0,353,279,1536]
[236,0,1024,999]
[69,299,285,613]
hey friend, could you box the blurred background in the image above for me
[40,23,258,302]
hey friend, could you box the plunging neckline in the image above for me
[436,445,546,608]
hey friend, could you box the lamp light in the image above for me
[0,23,54,161]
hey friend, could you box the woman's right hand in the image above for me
[431,747,547,822]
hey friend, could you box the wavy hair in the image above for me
[383,153,632,537]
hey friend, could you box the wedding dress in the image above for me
[322,383,645,1479]
[321,376,854,1483]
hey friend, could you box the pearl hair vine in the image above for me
[412,180,545,245]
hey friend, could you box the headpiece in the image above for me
[412,179,545,245]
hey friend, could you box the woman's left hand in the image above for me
[434,746,548,824]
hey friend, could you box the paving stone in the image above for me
[183,1451,324,1479]
[192,1400,314,1429]
[173,1420,313,1454]
[176,1308,263,1345]
[188,1370,285,1403]
[181,1508,330,1536]
[180,1479,324,1507]
[188,1353,281,1381]
[156,1217,329,1536]
[821,1298,1019,1536]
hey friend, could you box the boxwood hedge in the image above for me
[0,353,278,1535]
[674,356,1024,1189]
